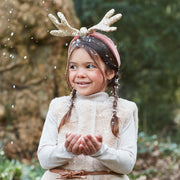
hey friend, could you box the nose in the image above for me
[76,67,86,78]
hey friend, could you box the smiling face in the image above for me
[67,48,114,96]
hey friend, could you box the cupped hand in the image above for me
[81,134,103,155]
[65,133,83,155]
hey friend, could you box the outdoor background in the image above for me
[0,0,179,179]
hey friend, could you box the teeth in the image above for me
[77,82,87,84]
[76,82,90,86]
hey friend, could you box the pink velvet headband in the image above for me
[68,32,121,67]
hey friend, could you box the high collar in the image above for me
[76,92,109,102]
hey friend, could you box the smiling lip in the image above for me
[75,82,91,87]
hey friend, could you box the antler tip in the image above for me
[117,13,122,19]
[57,12,64,18]
[50,30,62,37]
[49,30,56,36]
[48,13,53,18]
[110,9,115,12]
[109,9,122,17]
[57,12,62,15]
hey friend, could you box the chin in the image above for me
[76,90,93,96]
[78,92,90,96]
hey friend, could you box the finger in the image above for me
[69,134,81,152]
[65,133,74,149]
[87,134,99,146]
[65,134,81,152]
[95,135,103,143]
[81,138,90,155]
[71,138,82,155]
[82,149,88,155]
[66,132,71,138]
[84,135,97,154]
[87,135,102,152]
[77,143,83,155]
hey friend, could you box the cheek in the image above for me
[68,72,75,84]
[91,71,104,82]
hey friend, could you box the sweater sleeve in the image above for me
[37,99,75,170]
[91,115,137,174]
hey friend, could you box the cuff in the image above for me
[91,143,108,157]
[61,142,76,158]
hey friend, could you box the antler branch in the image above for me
[48,12,79,37]
[87,9,122,33]
[48,9,122,37]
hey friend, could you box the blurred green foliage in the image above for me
[138,132,180,156]
[74,0,180,138]
[0,148,44,180]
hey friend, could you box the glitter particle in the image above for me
[0,150,5,155]
[10,54,15,59]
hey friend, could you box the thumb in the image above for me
[95,135,103,143]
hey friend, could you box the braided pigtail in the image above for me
[111,72,120,137]
[58,89,76,133]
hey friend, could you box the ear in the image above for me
[106,69,115,80]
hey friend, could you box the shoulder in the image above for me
[49,96,71,112]
[118,98,138,112]
[116,98,138,132]
[50,95,70,104]
[109,96,138,114]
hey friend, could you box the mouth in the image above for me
[75,82,91,87]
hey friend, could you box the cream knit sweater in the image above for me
[38,92,138,180]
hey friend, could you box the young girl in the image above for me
[38,9,138,180]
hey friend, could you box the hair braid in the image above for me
[58,89,76,133]
[111,72,120,137]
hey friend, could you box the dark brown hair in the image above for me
[59,35,120,137]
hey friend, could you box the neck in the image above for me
[76,92,109,102]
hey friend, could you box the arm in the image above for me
[37,100,75,169]
[92,116,137,174]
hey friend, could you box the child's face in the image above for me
[68,48,114,96]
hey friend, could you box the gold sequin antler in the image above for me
[48,12,79,37]
[48,9,122,37]
[87,9,122,33]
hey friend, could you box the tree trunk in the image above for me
[0,0,80,160]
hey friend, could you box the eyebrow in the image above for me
[69,61,95,65]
